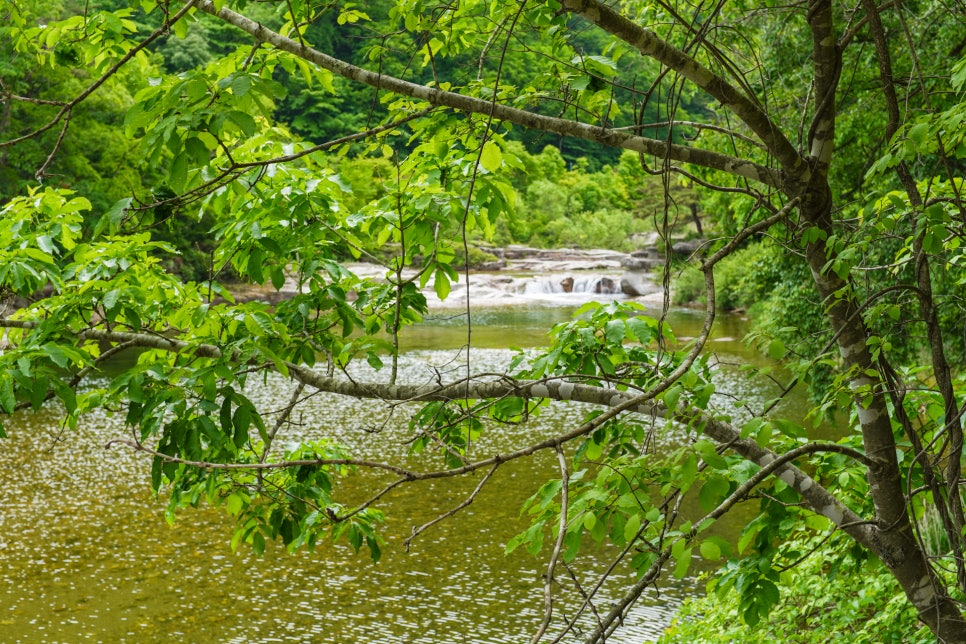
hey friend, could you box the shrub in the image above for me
[536,209,644,250]
[671,264,707,305]
[656,533,932,644]
[453,244,500,269]
[671,241,784,309]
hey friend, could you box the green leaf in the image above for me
[226,493,244,515]
[699,540,721,560]
[504,532,526,554]
[251,531,265,555]
[673,546,692,578]
[625,316,653,343]
[767,339,786,360]
[801,226,827,244]
[229,75,252,97]
[480,141,503,172]
[232,404,252,447]
[42,343,70,369]
[663,385,682,412]
[184,136,209,165]
[737,525,759,554]
[923,225,945,254]
[220,396,233,433]
[36,234,56,255]
[570,75,590,91]
[0,375,15,414]
[434,268,451,301]
[758,578,780,611]
[270,265,286,290]
[740,417,763,439]
[191,303,210,328]
[755,423,772,448]
[169,151,188,193]
[772,419,805,439]
[244,314,263,337]
[227,111,257,138]
[151,456,163,492]
[743,604,762,627]
[907,122,930,146]
[536,479,562,509]
[953,58,966,91]
[366,535,382,563]
[56,383,77,415]
[102,288,120,312]
[247,247,265,283]
[604,318,626,345]
[678,452,698,489]
[695,439,728,470]
[699,476,730,512]
[623,512,641,543]
[562,528,582,563]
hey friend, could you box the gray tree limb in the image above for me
[1,318,872,548]
[191,0,783,189]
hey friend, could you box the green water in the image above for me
[0,305,813,643]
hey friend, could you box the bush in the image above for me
[671,241,783,309]
[671,264,707,306]
[716,242,787,310]
[536,208,644,250]
[656,534,932,644]
[453,244,500,269]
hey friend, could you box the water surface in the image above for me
[0,304,809,642]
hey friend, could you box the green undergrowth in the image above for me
[654,536,932,643]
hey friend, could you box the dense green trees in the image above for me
[3,0,966,640]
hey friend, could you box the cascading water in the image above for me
[341,260,661,306]
[522,275,621,295]
[421,271,658,307]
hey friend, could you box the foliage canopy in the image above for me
[3,0,966,640]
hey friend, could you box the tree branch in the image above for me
[583,440,873,642]
[559,0,806,179]
[0,0,199,150]
[403,463,500,551]
[191,0,783,189]
[2,316,870,544]
[532,446,570,644]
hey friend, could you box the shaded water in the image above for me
[0,304,812,642]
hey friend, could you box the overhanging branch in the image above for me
[191,0,783,189]
[2,317,871,546]
[0,0,199,151]
[560,0,806,180]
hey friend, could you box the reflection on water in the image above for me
[0,306,815,642]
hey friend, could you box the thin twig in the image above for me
[260,382,305,463]
[403,462,500,550]
[532,446,570,644]
[1,0,199,150]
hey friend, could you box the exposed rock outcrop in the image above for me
[620,272,661,297]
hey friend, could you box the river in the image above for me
[0,299,812,643]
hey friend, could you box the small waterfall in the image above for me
[522,275,622,295]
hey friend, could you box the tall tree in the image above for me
[2,0,966,640]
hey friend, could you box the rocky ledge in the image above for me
[356,246,669,308]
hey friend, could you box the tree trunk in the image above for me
[798,181,966,639]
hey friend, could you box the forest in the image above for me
[2,0,966,641]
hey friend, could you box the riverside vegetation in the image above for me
[2,0,966,641]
